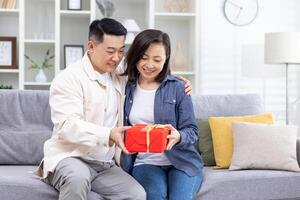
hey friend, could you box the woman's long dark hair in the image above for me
[122,29,171,83]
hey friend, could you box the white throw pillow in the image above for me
[229,122,300,172]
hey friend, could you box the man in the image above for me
[38,18,145,200]
[38,18,192,200]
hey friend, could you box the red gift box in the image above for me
[125,124,170,153]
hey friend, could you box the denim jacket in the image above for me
[120,75,203,176]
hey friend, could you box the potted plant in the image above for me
[24,49,54,82]
[0,84,13,89]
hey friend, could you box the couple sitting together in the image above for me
[37,18,203,200]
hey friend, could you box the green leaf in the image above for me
[24,49,54,69]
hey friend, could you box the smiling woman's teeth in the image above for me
[143,68,153,73]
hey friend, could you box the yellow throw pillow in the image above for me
[208,113,273,169]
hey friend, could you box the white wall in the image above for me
[198,0,300,121]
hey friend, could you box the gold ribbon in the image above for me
[144,124,169,152]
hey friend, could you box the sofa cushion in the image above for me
[0,130,52,165]
[0,166,100,200]
[208,113,273,168]
[230,122,300,172]
[197,167,300,200]
[197,118,215,166]
[0,90,53,164]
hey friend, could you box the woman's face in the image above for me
[137,43,166,82]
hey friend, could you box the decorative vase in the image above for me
[96,0,115,17]
[35,69,47,83]
[177,0,188,12]
[171,42,186,71]
[163,0,172,12]
[164,0,189,12]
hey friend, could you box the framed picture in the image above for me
[64,45,84,68]
[0,37,17,69]
[67,0,82,10]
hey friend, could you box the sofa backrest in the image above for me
[0,90,263,165]
[192,94,263,118]
[0,90,52,165]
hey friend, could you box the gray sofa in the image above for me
[0,90,300,200]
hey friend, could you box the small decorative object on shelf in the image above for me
[96,0,115,17]
[24,49,54,83]
[171,42,186,71]
[67,0,82,10]
[0,84,13,89]
[35,69,47,83]
[164,0,189,13]
[1,0,16,9]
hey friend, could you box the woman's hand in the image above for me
[165,124,181,150]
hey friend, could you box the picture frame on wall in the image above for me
[64,45,84,68]
[0,37,17,69]
[67,0,82,10]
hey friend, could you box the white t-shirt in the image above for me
[85,72,118,161]
[129,84,171,167]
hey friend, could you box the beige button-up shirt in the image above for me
[38,53,126,178]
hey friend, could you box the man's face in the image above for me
[88,34,125,73]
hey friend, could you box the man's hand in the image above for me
[164,124,181,150]
[176,76,192,95]
[109,126,131,154]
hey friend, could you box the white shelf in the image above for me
[113,0,141,3]
[0,8,19,15]
[154,12,196,18]
[24,82,51,86]
[172,71,195,75]
[0,69,19,73]
[24,39,55,44]
[60,10,90,17]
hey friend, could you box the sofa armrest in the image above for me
[297,138,300,166]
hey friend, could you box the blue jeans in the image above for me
[132,164,203,200]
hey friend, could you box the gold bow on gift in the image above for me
[144,124,169,152]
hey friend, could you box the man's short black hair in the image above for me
[89,18,127,43]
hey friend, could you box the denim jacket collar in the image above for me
[127,75,177,88]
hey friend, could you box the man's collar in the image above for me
[82,52,109,87]
[83,52,98,81]
[82,52,121,91]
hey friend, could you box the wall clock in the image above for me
[223,0,259,26]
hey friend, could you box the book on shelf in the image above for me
[1,0,16,9]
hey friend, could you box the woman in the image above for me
[121,29,203,200]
